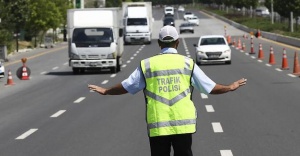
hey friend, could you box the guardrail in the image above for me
[202,10,300,48]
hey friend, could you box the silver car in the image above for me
[0,60,5,78]
[179,23,194,34]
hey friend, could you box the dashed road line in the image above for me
[40,71,48,75]
[220,150,233,156]
[275,68,282,71]
[74,97,85,103]
[101,80,109,84]
[50,110,66,118]
[266,64,272,67]
[212,122,223,133]
[122,64,127,68]
[200,93,208,99]
[205,105,215,112]
[257,60,263,63]
[63,62,68,66]
[110,74,116,78]
[288,74,297,77]
[16,129,38,140]
[126,60,131,64]
[130,57,134,60]
[52,66,59,70]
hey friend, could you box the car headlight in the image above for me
[197,51,204,54]
[71,54,80,59]
[224,49,231,53]
[107,52,116,59]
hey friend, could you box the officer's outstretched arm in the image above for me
[210,78,247,94]
[88,83,128,95]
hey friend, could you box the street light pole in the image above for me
[271,0,274,24]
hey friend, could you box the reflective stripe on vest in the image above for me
[148,119,196,129]
[141,54,196,137]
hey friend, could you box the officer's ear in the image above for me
[175,39,179,49]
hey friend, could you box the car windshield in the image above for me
[127,18,147,26]
[72,28,113,47]
[200,37,226,45]
[185,12,192,15]
[181,23,191,27]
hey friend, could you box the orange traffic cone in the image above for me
[256,29,261,38]
[268,46,276,65]
[293,51,300,75]
[227,35,231,44]
[21,66,30,80]
[242,42,246,52]
[232,38,236,47]
[258,43,264,59]
[249,41,255,54]
[5,70,15,86]
[281,48,289,70]
[237,38,242,49]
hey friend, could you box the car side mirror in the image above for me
[228,43,233,46]
[193,44,197,47]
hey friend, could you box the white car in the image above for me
[164,6,174,16]
[194,35,231,65]
[0,60,5,78]
[183,12,194,20]
[187,16,199,26]
[178,6,185,12]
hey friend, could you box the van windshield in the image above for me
[72,28,113,47]
[127,18,147,26]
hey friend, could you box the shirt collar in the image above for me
[160,48,178,54]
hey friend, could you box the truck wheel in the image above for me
[72,68,80,74]
[110,67,117,73]
[117,57,121,72]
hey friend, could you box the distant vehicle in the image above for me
[164,6,174,16]
[187,16,199,26]
[179,23,194,34]
[193,35,231,65]
[0,60,5,78]
[183,12,194,20]
[256,7,270,16]
[164,14,174,18]
[178,6,185,12]
[163,17,175,27]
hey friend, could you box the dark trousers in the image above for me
[149,133,193,156]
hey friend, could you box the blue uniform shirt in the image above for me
[121,48,216,94]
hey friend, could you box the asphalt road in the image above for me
[0,7,300,156]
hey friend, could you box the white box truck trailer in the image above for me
[122,2,153,45]
[67,8,123,74]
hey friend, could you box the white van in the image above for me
[164,6,174,16]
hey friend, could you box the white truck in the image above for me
[122,2,153,45]
[67,8,123,74]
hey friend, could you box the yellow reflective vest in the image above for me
[140,53,197,137]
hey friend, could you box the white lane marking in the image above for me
[220,150,233,156]
[74,97,86,103]
[127,60,131,63]
[16,129,38,140]
[245,53,249,55]
[240,50,244,52]
[186,52,190,55]
[50,110,66,118]
[266,64,271,67]
[40,71,48,75]
[90,90,95,92]
[52,66,59,70]
[275,68,282,71]
[134,53,137,56]
[200,93,208,99]
[257,60,263,63]
[122,64,127,68]
[251,56,256,59]
[101,80,109,84]
[130,57,134,60]
[187,55,191,58]
[205,105,215,112]
[212,122,223,133]
[63,62,68,66]
[110,74,116,78]
[288,74,297,77]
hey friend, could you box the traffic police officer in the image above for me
[88,25,247,156]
